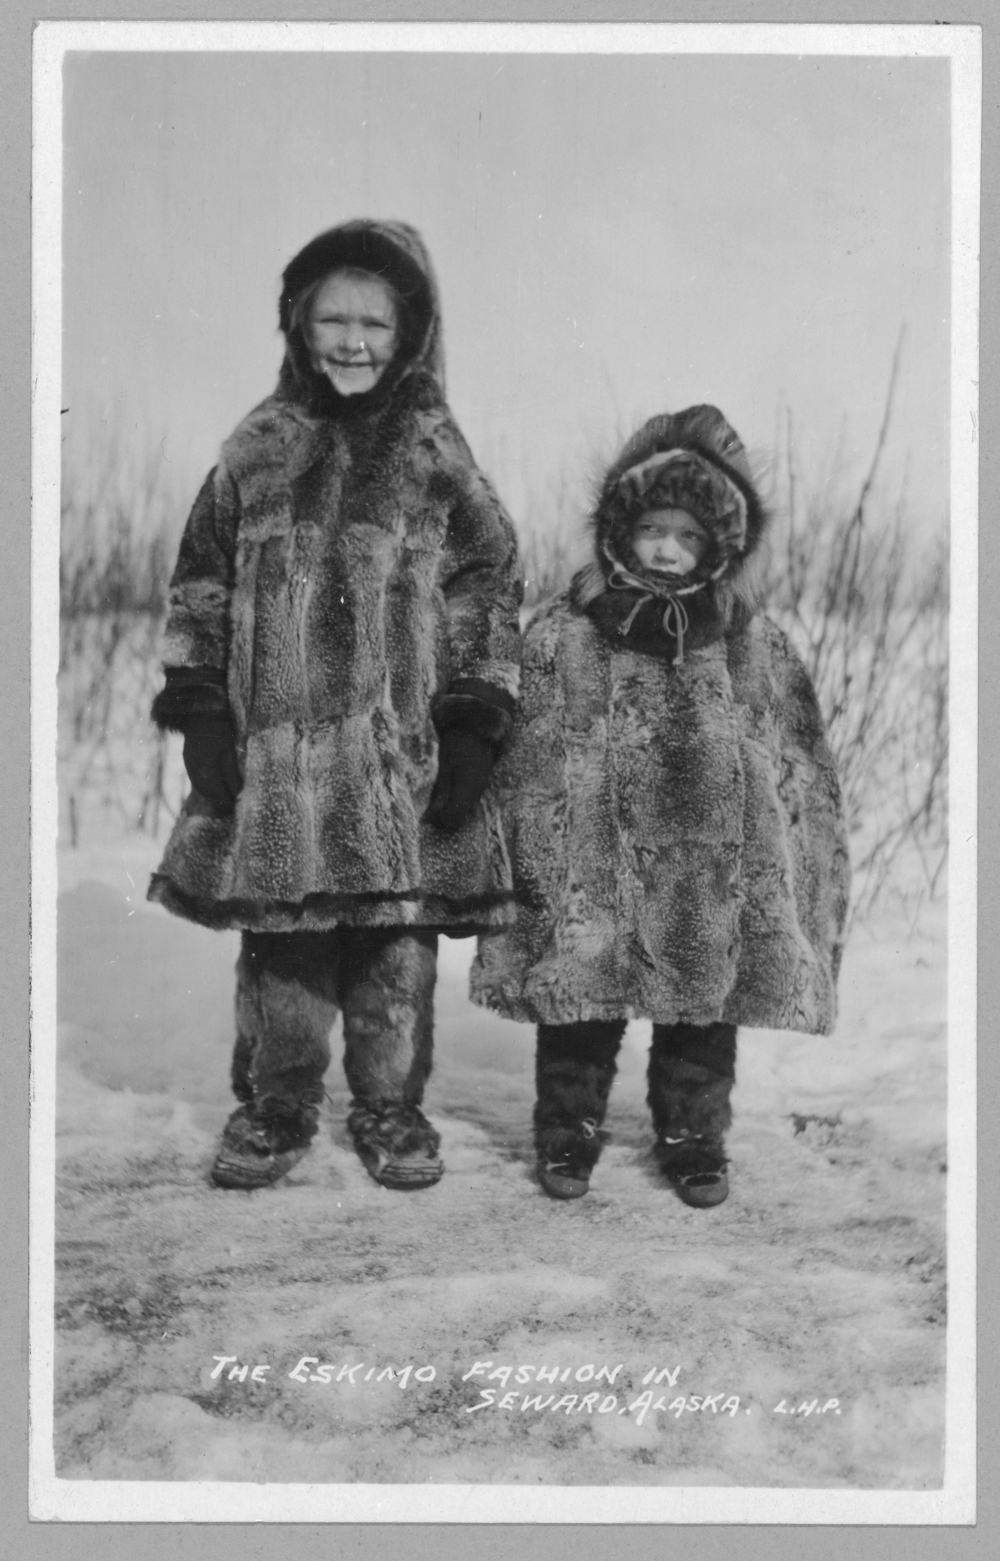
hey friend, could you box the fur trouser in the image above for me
[232,928,438,1113]
[534,1019,737,1166]
[647,1021,737,1148]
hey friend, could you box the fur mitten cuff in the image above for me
[151,665,230,733]
[431,678,515,755]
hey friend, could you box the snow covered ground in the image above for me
[51,833,947,1491]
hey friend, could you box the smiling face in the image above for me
[304,271,401,396]
[631,507,710,579]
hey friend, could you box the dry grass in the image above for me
[59,430,187,842]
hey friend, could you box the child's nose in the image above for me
[341,323,367,354]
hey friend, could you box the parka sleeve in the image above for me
[150,464,240,733]
[762,620,852,968]
[432,430,524,754]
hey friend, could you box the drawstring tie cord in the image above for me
[606,566,705,667]
[662,594,691,666]
[617,594,650,638]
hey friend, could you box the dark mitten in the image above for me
[182,713,242,812]
[425,728,495,832]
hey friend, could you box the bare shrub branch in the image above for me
[764,340,948,923]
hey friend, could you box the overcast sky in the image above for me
[62,48,950,536]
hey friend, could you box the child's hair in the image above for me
[288,266,411,343]
[286,265,419,378]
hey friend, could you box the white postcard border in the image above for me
[29,17,981,1525]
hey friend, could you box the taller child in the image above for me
[149,221,522,1192]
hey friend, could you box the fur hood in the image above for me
[570,406,768,661]
[275,219,445,416]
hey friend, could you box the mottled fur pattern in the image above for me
[231,926,438,1107]
[149,223,523,933]
[471,407,850,1035]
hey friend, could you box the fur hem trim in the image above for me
[147,873,515,933]
[469,985,835,1036]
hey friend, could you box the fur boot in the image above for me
[211,1089,327,1191]
[648,1021,736,1207]
[347,1102,443,1190]
[534,1021,626,1198]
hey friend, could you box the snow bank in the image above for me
[51,838,947,1488]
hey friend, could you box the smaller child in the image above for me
[472,405,850,1207]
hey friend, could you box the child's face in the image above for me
[306,272,400,396]
[631,508,709,579]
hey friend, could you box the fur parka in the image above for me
[471,406,850,1033]
[148,220,523,933]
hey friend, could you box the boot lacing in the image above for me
[544,1118,604,1172]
